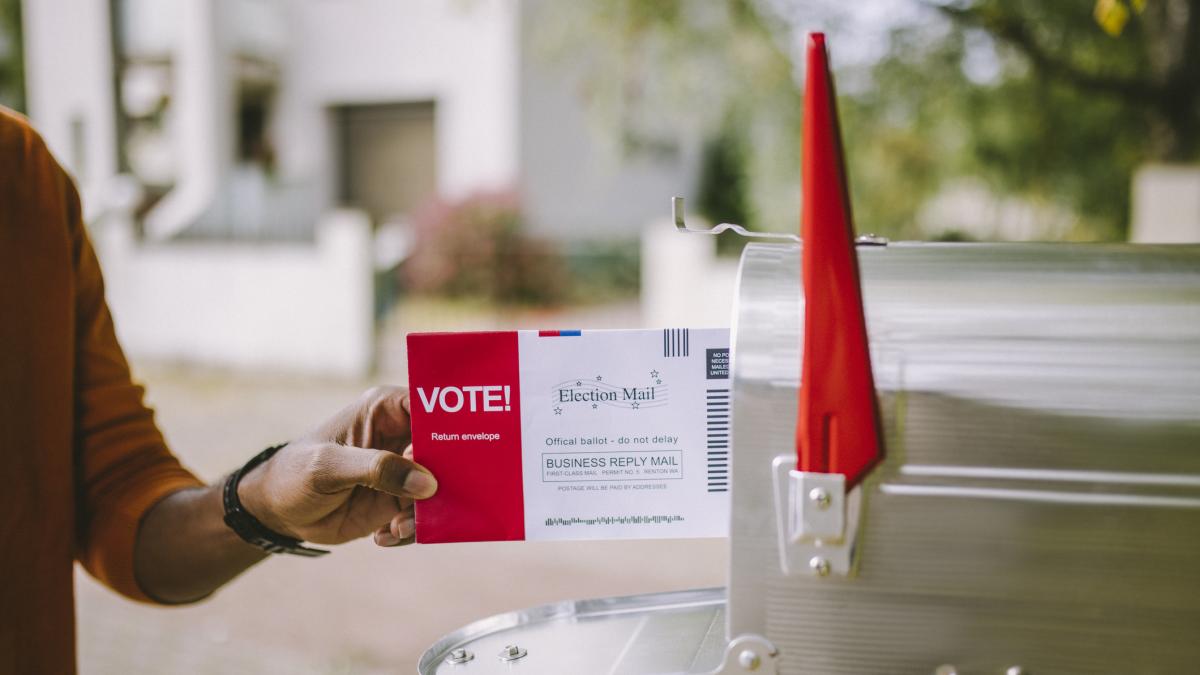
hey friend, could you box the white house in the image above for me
[21,0,703,376]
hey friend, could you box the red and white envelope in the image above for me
[407,328,731,543]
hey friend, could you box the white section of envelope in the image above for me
[518,329,731,541]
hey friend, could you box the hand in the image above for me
[237,386,436,548]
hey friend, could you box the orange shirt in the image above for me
[0,108,202,674]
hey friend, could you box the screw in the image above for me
[737,649,761,671]
[445,648,474,665]
[808,487,832,510]
[498,644,527,661]
[809,556,831,576]
[1006,668,1029,675]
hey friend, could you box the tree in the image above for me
[839,5,1156,240]
[938,0,1200,161]
[696,114,755,253]
[532,0,1198,240]
[902,0,1198,238]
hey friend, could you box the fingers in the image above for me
[311,386,412,450]
[360,386,412,450]
[374,511,415,547]
[310,444,437,499]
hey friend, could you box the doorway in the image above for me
[336,101,437,226]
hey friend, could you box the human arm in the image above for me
[133,386,437,604]
[63,166,435,604]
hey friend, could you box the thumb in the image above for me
[311,444,438,499]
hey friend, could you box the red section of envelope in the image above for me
[408,332,525,543]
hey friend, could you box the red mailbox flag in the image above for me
[796,33,883,489]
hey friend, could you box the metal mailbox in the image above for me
[418,33,1200,675]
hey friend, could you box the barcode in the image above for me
[707,388,730,492]
[663,328,689,357]
[544,515,685,527]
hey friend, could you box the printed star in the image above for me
[595,375,603,381]
[656,379,662,385]
[632,402,640,409]
[650,370,659,378]
[576,380,582,386]
[554,406,563,415]
[592,403,598,409]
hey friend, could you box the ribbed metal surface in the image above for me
[417,588,726,674]
[729,243,1200,674]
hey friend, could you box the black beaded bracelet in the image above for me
[222,443,329,557]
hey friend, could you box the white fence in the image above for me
[1132,165,1200,243]
[92,209,375,377]
[640,218,738,329]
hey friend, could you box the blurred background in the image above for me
[1,0,1197,672]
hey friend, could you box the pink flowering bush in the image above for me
[402,190,568,306]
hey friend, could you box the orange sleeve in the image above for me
[66,173,204,602]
